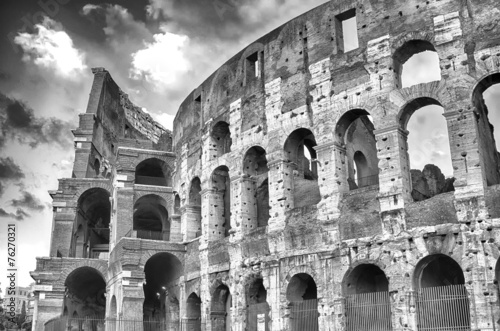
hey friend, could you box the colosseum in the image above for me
[30,0,500,330]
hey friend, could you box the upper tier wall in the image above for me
[172,0,500,151]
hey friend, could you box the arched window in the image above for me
[247,278,269,331]
[135,158,171,186]
[335,109,379,190]
[186,293,202,331]
[243,146,270,229]
[414,254,470,330]
[94,159,100,177]
[174,194,181,215]
[65,267,106,318]
[187,177,202,239]
[143,253,183,328]
[211,284,232,331]
[343,264,391,331]
[286,273,318,331]
[211,166,231,238]
[472,73,500,186]
[211,121,232,157]
[393,40,441,88]
[133,195,169,241]
[73,188,110,258]
[401,98,454,201]
[284,128,321,208]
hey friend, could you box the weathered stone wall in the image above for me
[32,0,500,330]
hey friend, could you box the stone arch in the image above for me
[283,128,321,208]
[63,266,107,318]
[73,182,112,205]
[138,249,185,269]
[133,194,170,241]
[335,108,378,189]
[208,64,235,111]
[412,254,470,330]
[210,282,232,331]
[280,264,322,301]
[471,71,500,186]
[285,272,319,331]
[185,292,202,329]
[59,260,108,284]
[392,35,440,88]
[135,157,172,187]
[109,295,117,319]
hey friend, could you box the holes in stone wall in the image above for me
[335,8,359,53]
[211,166,231,237]
[393,39,441,88]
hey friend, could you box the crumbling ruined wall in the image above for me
[31,0,500,330]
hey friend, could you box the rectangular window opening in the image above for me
[245,52,262,84]
[335,8,359,53]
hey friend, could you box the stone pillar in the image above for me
[169,215,182,242]
[375,126,411,235]
[314,141,348,222]
[262,263,281,331]
[182,205,202,241]
[231,175,258,238]
[267,159,296,232]
[444,109,488,222]
[201,188,225,243]
[33,289,64,331]
[113,187,134,244]
[49,207,76,257]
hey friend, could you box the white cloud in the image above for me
[152,112,174,131]
[14,16,87,81]
[130,27,190,92]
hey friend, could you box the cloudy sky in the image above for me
[0,0,499,289]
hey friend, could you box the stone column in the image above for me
[200,188,225,243]
[169,215,182,242]
[113,187,134,244]
[49,206,76,257]
[375,126,411,235]
[314,141,348,222]
[231,175,258,238]
[267,159,296,232]
[32,289,64,331]
[262,263,281,331]
[182,205,202,241]
[443,109,488,222]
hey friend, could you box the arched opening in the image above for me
[135,158,171,186]
[393,39,441,88]
[108,295,118,330]
[284,128,321,208]
[414,254,470,330]
[174,194,181,215]
[472,73,500,186]
[243,146,270,229]
[211,121,232,157]
[72,188,110,258]
[211,284,232,331]
[211,166,231,238]
[143,253,183,328]
[343,264,391,331]
[401,98,455,201]
[185,293,202,331]
[187,177,202,239]
[64,267,106,323]
[335,109,379,190]
[247,278,269,331]
[133,195,169,241]
[286,273,318,331]
[94,159,100,177]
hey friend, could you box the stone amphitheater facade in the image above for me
[32,0,500,330]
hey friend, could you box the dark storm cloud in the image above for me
[0,157,25,197]
[11,191,47,210]
[0,207,29,221]
[0,157,25,181]
[0,93,73,149]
